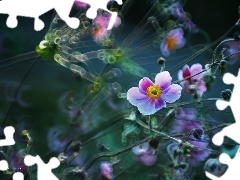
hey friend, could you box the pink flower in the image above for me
[127,71,182,115]
[94,14,121,28]
[178,64,206,96]
[132,142,157,166]
[91,26,110,42]
[91,14,121,42]
[99,162,113,179]
[160,28,186,57]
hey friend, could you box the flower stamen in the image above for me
[146,84,162,100]
[166,36,177,51]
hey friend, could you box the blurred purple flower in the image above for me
[167,2,186,19]
[183,19,199,33]
[175,108,197,122]
[223,40,240,65]
[172,108,211,162]
[132,142,157,166]
[74,0,89,9]
[160,28,186,57]
[178,64,206,96]
[167,3,198,33]
[127,71,182,115]
[47,126,72,152]
[99,162,113,179]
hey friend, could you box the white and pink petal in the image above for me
[127,87,148,106]
[161,84,182,103]
[155,71,172,90]
[160,40,170,57]
[154,98,166,111]
[137,98,156,115]
[197,80,207,95]
[139,77,153,94]
[190,63,204,80]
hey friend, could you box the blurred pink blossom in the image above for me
[160,28,186,57]
[132,142,157,166]
[178,64,206,96]
[99,162,113,179]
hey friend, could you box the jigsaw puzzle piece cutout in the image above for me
[204,158,228,179]
[219,70,240,118]
[207,69,240,179]
[0,0,80,31]
[0,160,8,171]
[24,155,60,180]
[0,126,15,146]
[13,172,24,180]
[76,0,122,30]
[206,148,240,180]
[222,72,236,85]
[213,70,240,146]
[212,122,240,146]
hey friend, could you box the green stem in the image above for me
[80,137,149,172]
[135,118,182,143]
[166,98,220,109]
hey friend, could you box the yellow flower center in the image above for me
[146,84,162,100]
[166,36,177,51]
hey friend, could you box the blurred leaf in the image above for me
[120,60,148,77]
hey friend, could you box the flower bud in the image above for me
[157,57,166,65]
[179,162,187,169]
[69,141,82,153]
[188,84,197,93]
[21,130,31,142]
[221,89,232,101]
[149,137,159,149]
[219,60,227,67]
[193,128,204,140]
[97,142,109,151]
[204,158,228,177]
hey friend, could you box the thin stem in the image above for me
[1,56,40,126]
[157,108,176,128]
[136,118,182,143]
[212,38,234,63]
[166,98,220,109]
[80,137,149,172]
[169,23,235,73]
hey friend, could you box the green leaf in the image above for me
[120,60,148,77]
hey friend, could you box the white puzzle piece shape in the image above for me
[0,0,79,31]
[206,148,240,180]
[0,160,8,171]
[24,155,60,180]
[0,0,123,31]
[0,126,15,146]
[206,69,240,179]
